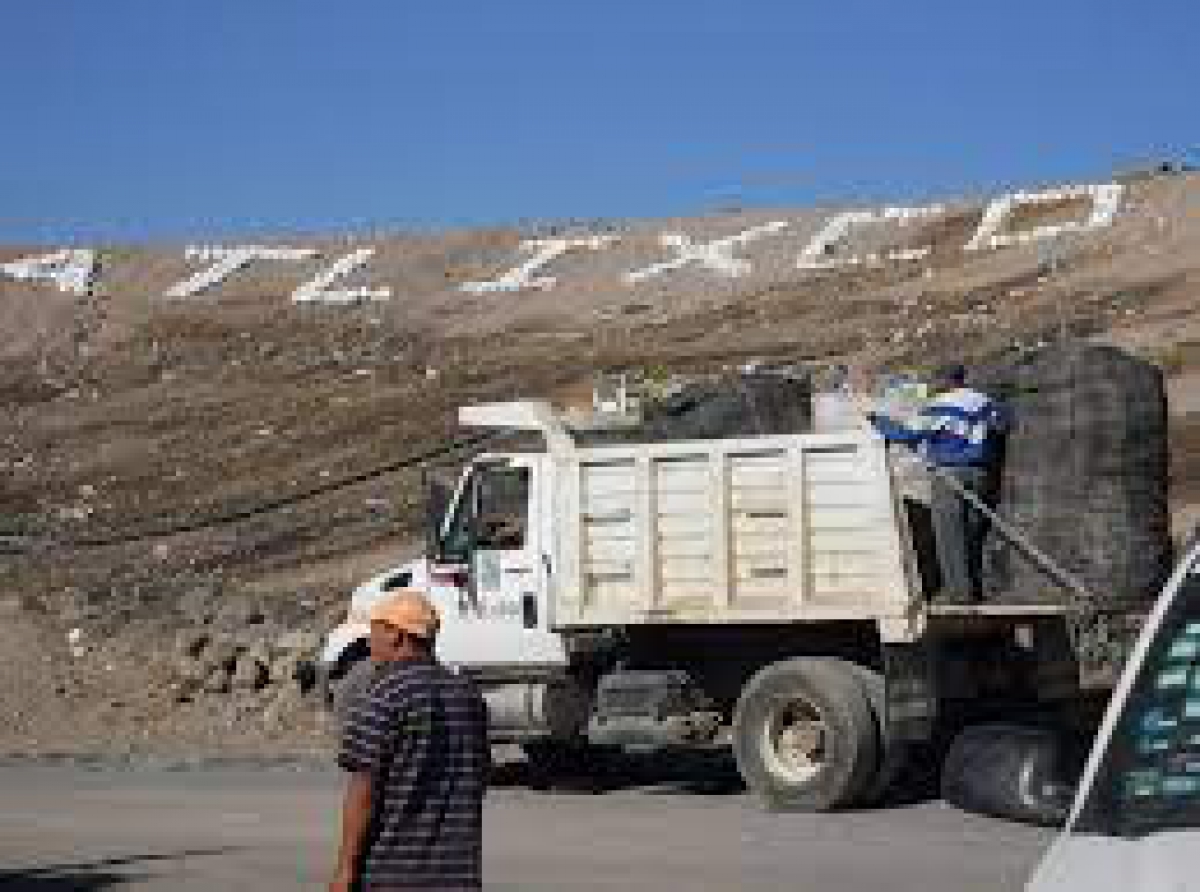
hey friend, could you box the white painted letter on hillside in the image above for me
[165,245,316,298]
[291,248,391,304]
[461,236,618,294]
[964,184,1125,251]
[1,249,98,294]
[797,206,944,271]
[624,221,789,284]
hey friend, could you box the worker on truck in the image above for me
[869,363,1009,604]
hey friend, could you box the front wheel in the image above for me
[733,658,879,811]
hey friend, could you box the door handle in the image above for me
[504,566,532,575]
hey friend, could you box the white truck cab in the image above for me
[321,454,567,674]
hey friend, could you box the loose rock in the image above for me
[202,668,230,695]
[276,630,320,655]
[203,637,241,674]
[231,656,269,692]
[175,629,210,659]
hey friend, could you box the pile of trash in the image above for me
[575,368,813,445]
[983,345,1171,607]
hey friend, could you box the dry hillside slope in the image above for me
[1,170,1198,756]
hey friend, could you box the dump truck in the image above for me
[319,399,1142,811]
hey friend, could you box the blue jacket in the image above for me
[872,387,1009,468]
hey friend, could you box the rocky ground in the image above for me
[2,169,1199,758]
[0,583,334,761]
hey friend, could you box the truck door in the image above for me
[435,457,566,669]
[472,460,536,621]
[1027,539,1200,892]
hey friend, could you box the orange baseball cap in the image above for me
[369,589,441,639]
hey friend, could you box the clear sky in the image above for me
[2,0,1196,243]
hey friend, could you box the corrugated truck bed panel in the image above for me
[557,433,914,626]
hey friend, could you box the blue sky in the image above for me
[1,0,1196,243]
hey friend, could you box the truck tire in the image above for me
[843,662,905,806]
[940,724,1073,827]
[859,742,909,806]
[733,658,879,811]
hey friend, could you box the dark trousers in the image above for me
[931,465,990,603]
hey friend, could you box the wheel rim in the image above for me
[761,695,830,784]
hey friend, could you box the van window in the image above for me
[1073,554,1200,837]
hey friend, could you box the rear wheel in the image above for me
[733,658,879,811]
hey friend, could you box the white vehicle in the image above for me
[1028,537,1200,891]
[320,399,1140,811]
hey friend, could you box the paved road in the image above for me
[0,766,1051,891]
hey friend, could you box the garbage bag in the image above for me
[941,723,1074,827]
[982,345,1170,608]
[578,372,812,445]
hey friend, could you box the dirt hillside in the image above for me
[2,170,1199,758]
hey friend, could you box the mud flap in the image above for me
[883,643,938,743]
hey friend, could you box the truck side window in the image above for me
[438,476,474,563]
[1073,554,1200,837]
[476,466,530,550]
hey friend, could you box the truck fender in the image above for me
[320,623,369,668]
[845,660,910,805]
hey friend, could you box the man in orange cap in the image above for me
[366,588,442,665]
[330,589,489,891]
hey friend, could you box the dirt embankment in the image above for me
[2,172,1199,758]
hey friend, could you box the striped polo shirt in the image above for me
[339,659,490,891]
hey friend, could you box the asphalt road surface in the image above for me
[0,765,1052,891]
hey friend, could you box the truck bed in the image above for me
[553,431,919,634]
[547,428,1130,646]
